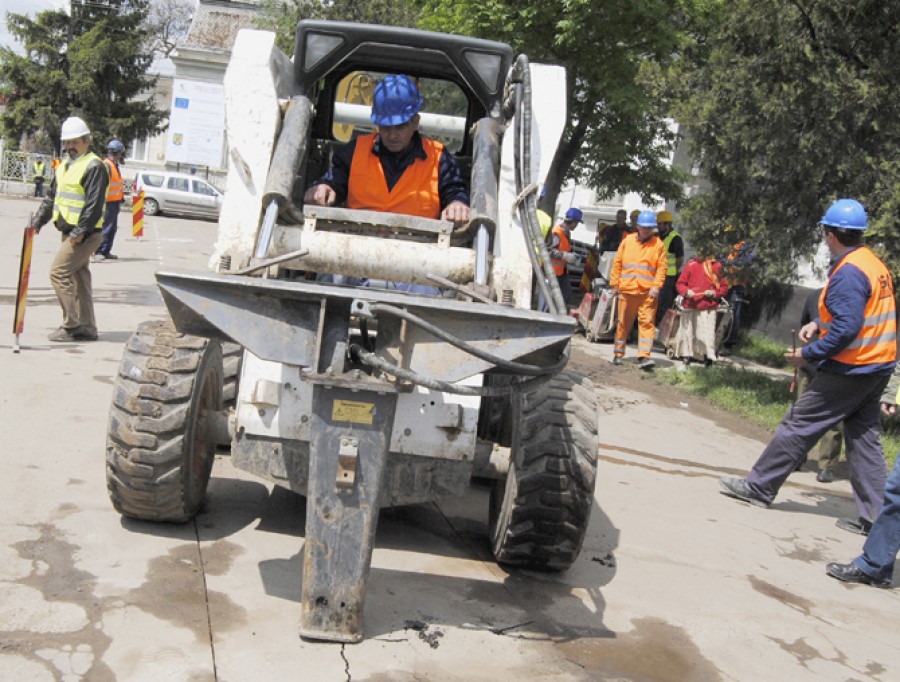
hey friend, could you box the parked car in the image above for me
[134,170,223,219]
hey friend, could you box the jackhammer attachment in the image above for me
[300,380,398,641]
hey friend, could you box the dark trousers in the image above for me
[34,178,45,197]
[97,200,121,256]
[655,275,677,325]
[746,370,889,522]
[725,285,745,346]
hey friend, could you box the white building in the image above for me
[128,0,262,188]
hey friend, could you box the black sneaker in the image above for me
[105,253,119,259]
[719,476,770,507]
[817,469,835,483]
[638,357,655,370]
[612,357,622,366]
[826,562,891,588]
[836,517,872,536]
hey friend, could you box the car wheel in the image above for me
[143,197,160,216]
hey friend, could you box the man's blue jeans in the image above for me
[854,455,900,582]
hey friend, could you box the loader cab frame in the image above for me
[293,20,513,168]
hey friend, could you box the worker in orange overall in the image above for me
[609,209,667,370]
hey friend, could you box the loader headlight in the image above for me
[304,32,345,72]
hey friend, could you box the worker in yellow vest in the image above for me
[94,139,126,261]
[654,209,684,325]
[29,115,110,342]
[32,154,47,197]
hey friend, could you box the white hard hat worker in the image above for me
[60,116,91,141]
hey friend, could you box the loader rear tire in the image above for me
[106,320,223,522]
[489,370,599,571]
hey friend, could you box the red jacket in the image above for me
[676,258,729,310]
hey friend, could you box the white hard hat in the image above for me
[60,116,91,141]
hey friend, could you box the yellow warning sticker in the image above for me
[332,399,374,425]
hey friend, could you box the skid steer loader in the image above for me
[105,20,600,643]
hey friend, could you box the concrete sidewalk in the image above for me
[1,194,899,681]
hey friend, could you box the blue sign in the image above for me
[174,97,190,109]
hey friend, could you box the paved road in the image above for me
[1,194,898,681]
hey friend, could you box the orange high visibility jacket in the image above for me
[550,224,571,276]
[347,134,441,218]
[103,158,124,202]
[609,232,667,294]
[819,247,897,366]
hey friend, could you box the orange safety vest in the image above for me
[347,134,441,218]
[103,158,124,202]
[819,247,897,366]
[610,232,667,294]
[550,225,571,276]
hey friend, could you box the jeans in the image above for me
[97,200,121,256]
[854,456,900,582]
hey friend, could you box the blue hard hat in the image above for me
[820,198,867,231]
[636,209,657,228]
[107,139,125,153]
[371,74,424,126]
[564,207,584,223]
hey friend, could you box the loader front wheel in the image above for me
[489,370,599,571]
[106,320,224,522]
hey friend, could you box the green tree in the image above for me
[418,0,695,211]
[256,0,421,54]
[0,0,165,154]
[668,1,900,280]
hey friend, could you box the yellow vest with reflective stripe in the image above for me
[53,152,103,227]
[662,229,680,276]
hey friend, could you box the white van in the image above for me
[134,170,223,219]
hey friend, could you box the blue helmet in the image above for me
[636,209,657,228]
[820,198,867,231]
[107,139,125,154]
[564,207,584,223]
[370,74,424,126]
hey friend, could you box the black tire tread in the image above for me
[491,370,599,570]
[106,320,222,522]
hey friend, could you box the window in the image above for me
[129,137,149,163]
[141,173,164,188]
[168,176,190,192]
[192,180,218,196]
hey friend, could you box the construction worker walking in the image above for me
[610,209,667,369]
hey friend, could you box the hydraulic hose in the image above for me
[507,55,566,315]
[349,344,555,397]
[367,302,569,377]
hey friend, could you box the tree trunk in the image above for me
[539,119,588,217]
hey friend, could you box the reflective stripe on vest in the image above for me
[347,134,441,218]
[52,152,103,227]
[551,225,571,276]
[662,229,680,276]
[614,233,667,294]
[819,247,897,366]
[104,158,124,201]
